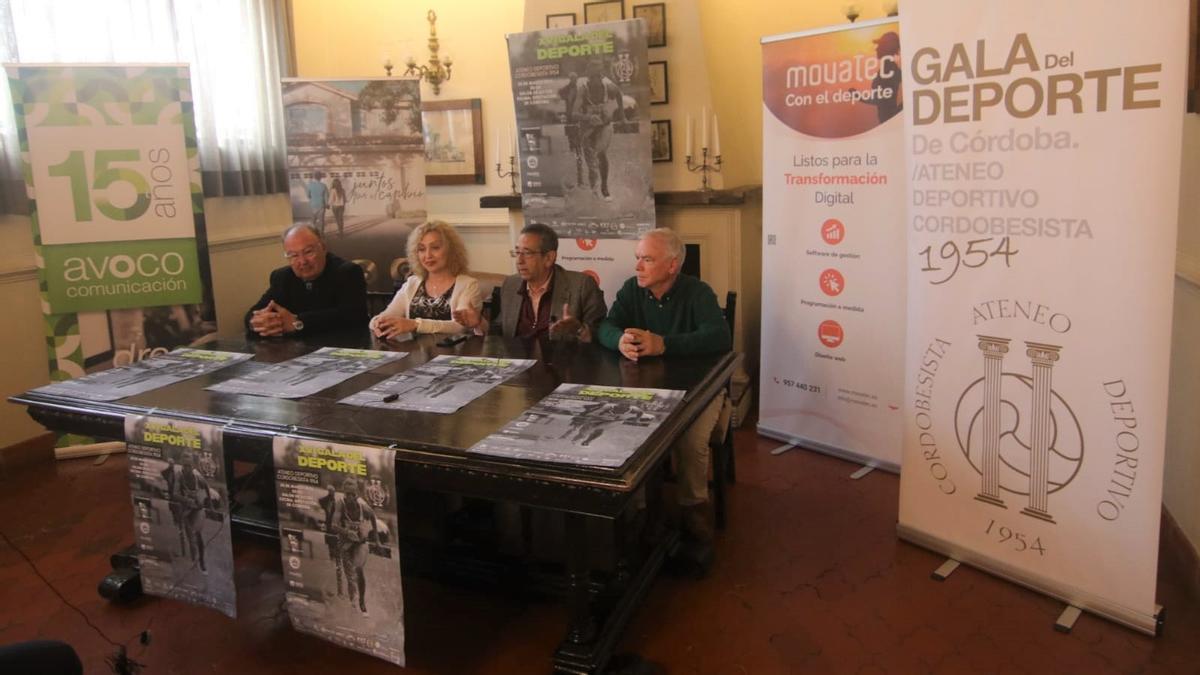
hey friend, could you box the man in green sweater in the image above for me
[598,228,731,562]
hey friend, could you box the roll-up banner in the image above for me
[280,78,427,293]
[759,19,907,469]
[897,0,1186,634]
[506,19,654,303]
[8,65,218,444]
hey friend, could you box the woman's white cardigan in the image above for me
[368,273,481,334]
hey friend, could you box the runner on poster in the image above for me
[470,384,684,467]
[206,347,405,399]
[274,436,403,665]
[125,415,236,617]
[340,355,536,414]
[33,349,250,402]
[507,20,654,239]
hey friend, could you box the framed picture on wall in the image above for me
[648,61,668,105]
[584,0,625,24]
[632,3,666,47]
[651,119,672,162]
[421,99,486,185]
[546,12,576,29]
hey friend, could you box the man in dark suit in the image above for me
[244,224,368,337]
[474,223,606,342]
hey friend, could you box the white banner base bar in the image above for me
[898,523,1163,636]
[757,425,900,474]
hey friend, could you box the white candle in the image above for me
[494,130,501,162]
[511,125,517,157]
[685,115,693,158]
[701,107,708,151]
[713,114,721,157]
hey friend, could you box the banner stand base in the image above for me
[931,558,960,581]
[899,523,1162,636]
[757,426,900,473]
[769,442,796,456]
[849,465,876,480]
[1054,606,1082,633]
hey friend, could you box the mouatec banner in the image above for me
[896,0,1185,634]
[759,19,907,469]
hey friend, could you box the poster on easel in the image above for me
[7,64,219,446]
[896,0,1186,635]
[759,19,907,469]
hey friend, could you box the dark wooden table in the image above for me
[11,330,735,674]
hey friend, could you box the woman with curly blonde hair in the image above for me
[369,220,483,337]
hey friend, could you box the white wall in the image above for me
[1164,112,1200,556]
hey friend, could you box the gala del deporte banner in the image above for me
[759,19,907,469]
[8,65,218,446]
[897,0,1186,634]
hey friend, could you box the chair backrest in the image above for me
[722,291,737,337]
[486,285,502,323]
[366,291,393,318]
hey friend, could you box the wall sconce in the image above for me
[882,0,899,17]
[404,10,453,95]
[844,3,862,22]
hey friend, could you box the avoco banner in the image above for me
[896,0,1186,634]
[8,65,217,426]
[758,18,906,469]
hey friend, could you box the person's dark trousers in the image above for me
[0,640,83,675]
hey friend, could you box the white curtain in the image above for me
[0,0,292,208]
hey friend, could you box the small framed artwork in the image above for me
[651,119,672,162]
[546,12,576,29]
[633,3,666,47]
[421,99,486,185]
[647,61,668,105]
[584,0,625,24]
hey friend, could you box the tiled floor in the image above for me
[1,427,1196,674]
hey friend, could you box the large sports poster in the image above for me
[897,0,1186,634]
[8,65,217,444]
[759,19,907,469]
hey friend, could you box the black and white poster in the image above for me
[470,384,684,467]
[507,19,654,239]
[339,355,536,414]
[206,347,405,399]
[125,415,236,617]
[33,349,251,402]
[274,436,404,665]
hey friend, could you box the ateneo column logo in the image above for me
[954,335,1084,524]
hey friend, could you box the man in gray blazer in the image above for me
[483,223,607,341]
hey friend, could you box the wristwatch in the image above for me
[292,319,305,333]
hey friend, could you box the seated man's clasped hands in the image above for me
[370,220,483,339]
[245,224,368,338]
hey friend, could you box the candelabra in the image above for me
[496,155,519,195]
[404,10,453,95]
[686,148,722,192]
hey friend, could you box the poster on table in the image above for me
[7,64,219,444]
[471,384,684,467]
[506,19,655,241]
[125,415,235,617]
[206,347,405,399]
[274,436,404,665]
[896,0,1186,634]
[33,348,250,402]
[340,355,536,414]
[758,19,907,470]
[281,78,427,292]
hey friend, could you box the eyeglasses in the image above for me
[510,248,545,259]
[284,246,322,261]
